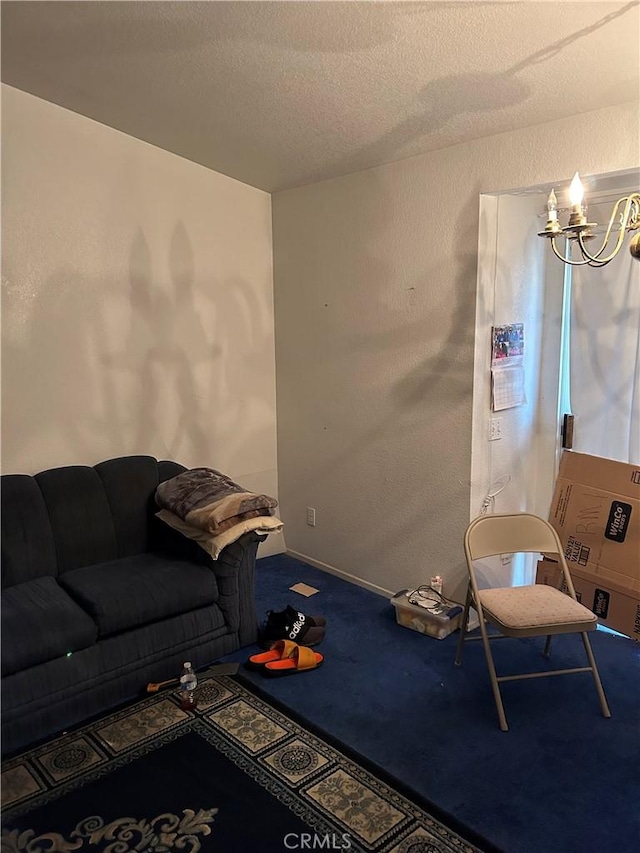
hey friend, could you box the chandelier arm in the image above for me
[577,220,628,264]
[595,197,625,251]
[575,195,640,264]
[550,237,594,266]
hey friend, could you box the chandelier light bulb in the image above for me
[569,172,584,209]
[547,188,558,221]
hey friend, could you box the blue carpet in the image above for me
[224,553,640,853]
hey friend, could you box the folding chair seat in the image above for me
[455,512,611,731]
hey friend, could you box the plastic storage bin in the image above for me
[390,590,462,639]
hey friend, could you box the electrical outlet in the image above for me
[306,507,316,527]
[489,418,503,441]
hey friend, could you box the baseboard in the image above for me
[467,611,480,631]
[286,549,481,631]
[256,535,286,559]
[286,549,394,599]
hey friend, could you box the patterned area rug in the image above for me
[1,676,498,853]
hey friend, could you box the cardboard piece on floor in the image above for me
[289,582,319,597]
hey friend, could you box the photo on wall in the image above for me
[491,323,526,411]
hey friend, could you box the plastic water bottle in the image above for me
[179,661,198,710]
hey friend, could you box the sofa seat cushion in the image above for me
[1,577,98,677]
[58,553,219,638]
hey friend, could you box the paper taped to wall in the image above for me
[492,365,526,410]
[491,323,526,410]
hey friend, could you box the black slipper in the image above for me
[259,605,326,648]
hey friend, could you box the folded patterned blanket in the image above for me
[156,509,283,561]
[155,467,278,535]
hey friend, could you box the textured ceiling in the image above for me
[2,1,639,192]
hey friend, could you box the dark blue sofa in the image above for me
[1,455,260,756]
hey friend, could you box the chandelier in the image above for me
[538,172,640,267]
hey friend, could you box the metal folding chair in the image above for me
[455,512,611,731]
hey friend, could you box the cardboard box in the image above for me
[547,451,639,596]
[538,451,640,640]
[536,558,640,641]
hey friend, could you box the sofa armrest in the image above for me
[150,508,260,647]
[208,532,260,646]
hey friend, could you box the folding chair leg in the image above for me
[478,615,509,731]
[580,632,612,719]
[455,585,473,667]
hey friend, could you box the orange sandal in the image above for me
[245,639,298,670]
[262,644,324,677]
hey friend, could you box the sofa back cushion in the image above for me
[1,456,190,587]
[95,456,161,558]
[1,475,58,588]
[36,466,119,574]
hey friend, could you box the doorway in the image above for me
[471,168,639,588]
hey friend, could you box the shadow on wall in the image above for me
[110,222,216,461]
[107,221,276,469]
[2,266,119,468]
[281,2,640,586]
[1,222,275,474]
[279,176,481,599]
[354,187,481,600]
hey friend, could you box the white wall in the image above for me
[1,85,283,556]
[4,87,637,582]
[272,101,640,601]
[471,192,554,588]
